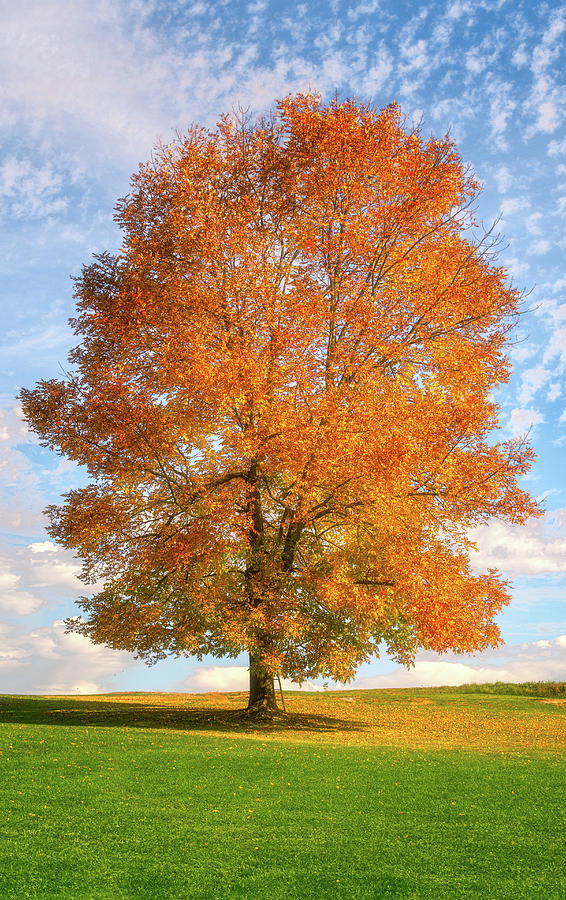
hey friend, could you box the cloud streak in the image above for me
[470,509,566,578]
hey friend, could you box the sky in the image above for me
[1,0,565,695]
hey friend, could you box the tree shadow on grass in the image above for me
[0,694,367,737]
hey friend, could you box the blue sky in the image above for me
[1,0,565,695]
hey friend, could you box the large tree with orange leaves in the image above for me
[21,95,539,714]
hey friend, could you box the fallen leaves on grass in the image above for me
[2,690,564,752]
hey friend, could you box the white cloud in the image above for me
[494,165,512,193]
[512,45,528,68]
[0,541,85,618]
[509,343,536,365]
[431,20,453,48]
[30,559,83,591]
[529,239,551,255]
[465,49,486,75]
[549,137,566,157]
[486,80,516,147]
[531,9,566,76]
[0,564,43,614]
[29,541,58,554]
[0,2,317,168]
[445,1,472,21]
[503,257,530,278]
[525,212,543,235]
[543,326,566,368]
[500,196,528,218]
[508,407,544,437]
[0,619,135,693]
[355,635,566,689]
[469,509,566,577]
[0,590,43,615]
[363,46,394,94]
[538,299,566,325]
[0,412,43,533]
[536,99,560,133]
[359,660,501,688]
[181,665,248,692]
[0,157,67,220]
[524,9,565,136]
[0,0,456,184]
[518,365,550,405]
[0,2,187,163]
[25,541,84,592]
[179,665,323,693]
[0,407,32,445]
[346,0,381,20]
[0,571,19,592]
[400,39,429,72]
[0,323,75,358]
[0,423,55,536]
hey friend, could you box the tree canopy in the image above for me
[21,94,540,713]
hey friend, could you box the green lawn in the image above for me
[1,689,564,899]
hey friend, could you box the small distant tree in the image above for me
[21,95,540,715]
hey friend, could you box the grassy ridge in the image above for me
[2,683,564,752]
[1,686,564,899]
[434,680,566,697]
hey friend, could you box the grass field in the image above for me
[1,684,564,899]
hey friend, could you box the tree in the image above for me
[21,94,540,715]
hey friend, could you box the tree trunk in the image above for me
[247,652,279,716]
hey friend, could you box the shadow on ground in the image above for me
[0,695,366,736]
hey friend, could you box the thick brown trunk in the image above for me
[247,652,279,715]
